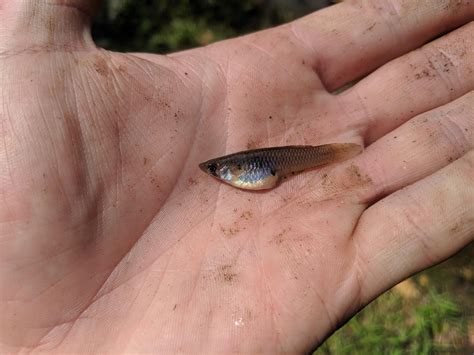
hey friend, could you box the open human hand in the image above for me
[1,1,473,353]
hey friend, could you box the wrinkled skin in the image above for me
[1,1,473,353]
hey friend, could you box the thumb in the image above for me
[0,0,99,52]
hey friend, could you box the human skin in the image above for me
[0,0,473,353]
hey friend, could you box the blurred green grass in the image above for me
[92,1,474,353]
[316,245,473,354]
[92,0,332,53]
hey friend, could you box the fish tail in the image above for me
[330,143,363,162]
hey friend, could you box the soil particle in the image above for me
[217,264,238,283]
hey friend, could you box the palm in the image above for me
[2,2,473,353]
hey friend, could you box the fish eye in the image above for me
[207,163,218,176]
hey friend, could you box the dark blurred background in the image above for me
[91,1,473,353]
[92,0,333,53]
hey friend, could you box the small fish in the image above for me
[199,143,362,190]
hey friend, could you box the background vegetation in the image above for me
[92,0,333,53]
[92,1,473,353]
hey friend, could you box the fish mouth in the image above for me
[198,161,218,176]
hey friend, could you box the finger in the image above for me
[303,90,473,208]
[360,90,473,204]
[353,150,474,304]
[339,21,474,143]
[290,0,474,90]
[0,1,99,52]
